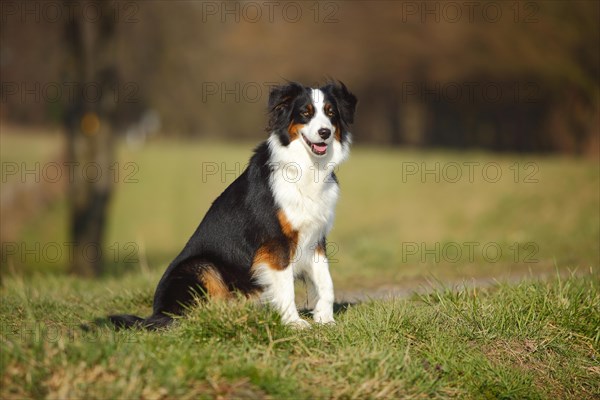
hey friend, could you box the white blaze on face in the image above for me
[299,89,335,146]
[275,87,349,170]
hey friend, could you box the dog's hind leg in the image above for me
[107,259,215,330]
[151,259,213,316]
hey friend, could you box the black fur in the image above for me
[267,82,311,146]
[107,81,357,330]
[321,82,358,144]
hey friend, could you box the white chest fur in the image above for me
[268,136,343,266]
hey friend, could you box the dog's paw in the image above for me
[313,313,335,325]
[286,318,311,330]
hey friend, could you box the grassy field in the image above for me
[1,272,598,399]
[1,130,599,398]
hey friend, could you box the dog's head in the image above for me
[267,82,357,160]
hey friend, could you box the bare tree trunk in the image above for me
[63,1,118,276]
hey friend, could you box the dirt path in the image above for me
[333,270,591,304]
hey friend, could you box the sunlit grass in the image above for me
[1,272,598,399]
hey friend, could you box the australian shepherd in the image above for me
[109,81,357,329]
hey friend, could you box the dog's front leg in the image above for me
[305,249,335,324]
[255,264,309,328]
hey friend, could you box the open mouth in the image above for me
[301,134,328,156]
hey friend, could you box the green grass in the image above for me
[1,272,598,399]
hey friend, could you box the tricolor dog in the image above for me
[109,81,357,329]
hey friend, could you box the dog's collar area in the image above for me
[301,133,328,156]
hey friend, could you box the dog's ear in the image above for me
[267,82,304,132]
[329,82,358,125]
[268,82,304,112]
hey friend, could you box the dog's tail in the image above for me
[107,313,173,330]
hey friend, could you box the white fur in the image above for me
[252,263,310,328]
[302,253,335,323]
[254,90,351,326]
[301,89,335,144]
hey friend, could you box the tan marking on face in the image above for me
[334,122,342,142]
[323,103,342,142]
[198,266,230,299]
[288,121,303,141]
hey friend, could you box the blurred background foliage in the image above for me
[0,1,598,280]
[2,0,598,153]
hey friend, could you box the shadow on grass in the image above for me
[298,301,357,318]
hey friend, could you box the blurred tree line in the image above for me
[1,0,598,155]
[1,0,598,276]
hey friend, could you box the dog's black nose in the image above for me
[318,128,331,140]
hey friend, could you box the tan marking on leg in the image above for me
[253,242,287,271]
[199,266,230,299]
[251,211,299,272]
[277,210,298,258]
[315,241,328,264]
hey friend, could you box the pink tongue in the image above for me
[313,143,327,153]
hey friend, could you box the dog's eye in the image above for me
[326,109,335,117]
[301,111,310,118]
